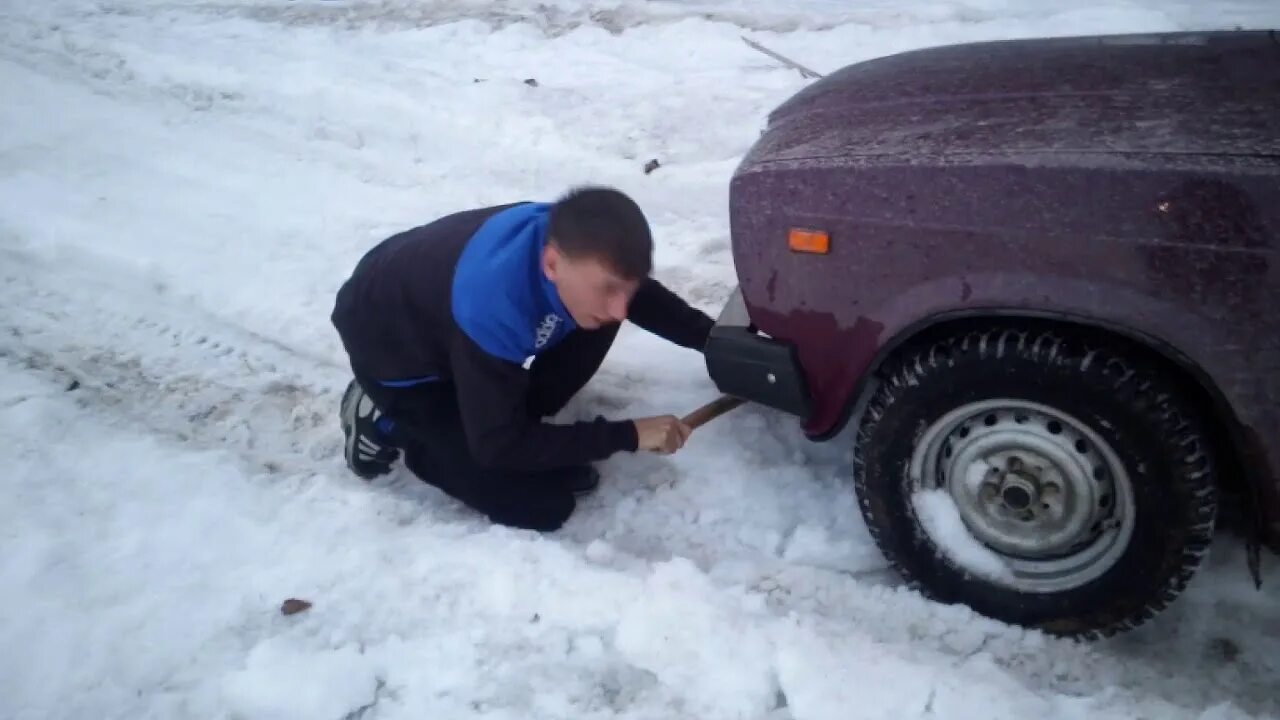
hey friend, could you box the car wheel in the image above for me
[852,326,1217,638]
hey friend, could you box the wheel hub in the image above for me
[909,399,1135,593]
[998,476,1035,512]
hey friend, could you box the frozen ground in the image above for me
[2,1,1279,718]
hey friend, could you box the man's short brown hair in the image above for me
[548,186,653,279]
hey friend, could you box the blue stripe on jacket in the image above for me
[450,202,576,364]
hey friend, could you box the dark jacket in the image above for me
[331,201,714,471]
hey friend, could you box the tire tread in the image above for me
[852,326,1217,639]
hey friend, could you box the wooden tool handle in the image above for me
[681,395,746,430]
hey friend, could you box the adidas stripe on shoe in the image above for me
[340,379,400,480]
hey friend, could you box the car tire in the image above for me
[852,326,1218,638]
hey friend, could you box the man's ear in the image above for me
[542,241,560,282]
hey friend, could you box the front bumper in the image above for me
[703,287,812,418]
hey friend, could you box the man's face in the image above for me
[542,242,640,329]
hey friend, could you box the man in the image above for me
[330,186,715,531]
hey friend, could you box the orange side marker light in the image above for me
[788,228,829,254]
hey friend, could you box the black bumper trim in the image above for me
[703,290,811,418]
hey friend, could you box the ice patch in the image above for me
[912,489,1014,582]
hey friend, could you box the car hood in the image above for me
[758,31,1280,164]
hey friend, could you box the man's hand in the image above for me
[632,415,692,454]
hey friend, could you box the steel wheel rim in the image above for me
[908,399,1136,593]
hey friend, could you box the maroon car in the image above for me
[705,29,1279,637]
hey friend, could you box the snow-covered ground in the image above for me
[3,1,1279,718]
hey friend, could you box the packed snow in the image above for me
[912,489,1016,583]
[3,1,1280,718]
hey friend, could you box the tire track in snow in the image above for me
[0,11,249,116]
[0,241,484,540]
[1,245,351,474]
[180,0,986,35]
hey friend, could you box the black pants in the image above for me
[357,324,619,532]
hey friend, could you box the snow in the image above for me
[224,639,382,720]
[3,0,1280,719]
[912,488,1015,582]
[615,558,778,719]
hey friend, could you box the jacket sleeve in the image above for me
[626,277,715,351]
[448,330,639,470]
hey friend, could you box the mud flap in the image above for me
[703,287,811,418]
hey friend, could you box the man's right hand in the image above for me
[632,415,692,454]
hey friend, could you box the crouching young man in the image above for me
[330,187,714,531]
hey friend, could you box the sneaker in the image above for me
[339,379,400,480]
